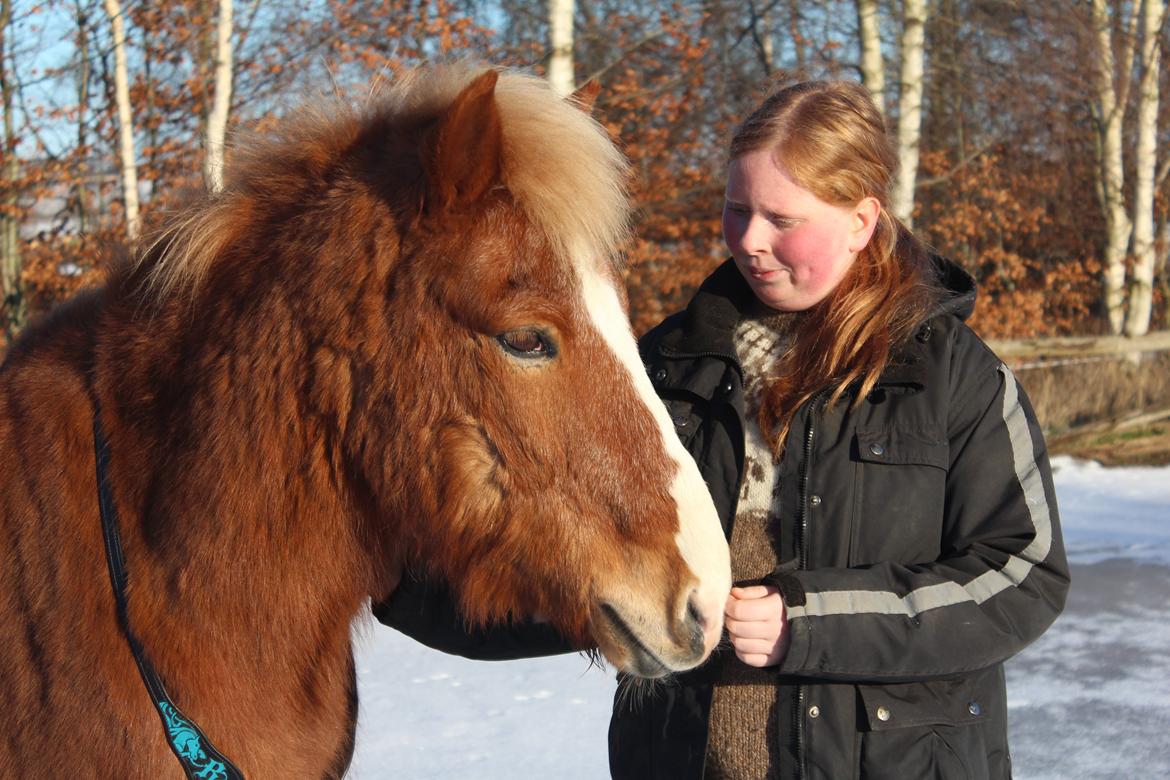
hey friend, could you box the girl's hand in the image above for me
[724,584,790,667]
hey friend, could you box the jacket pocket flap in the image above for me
[857,679,984,731]
[649,353,730,402]
[855,428,949,469]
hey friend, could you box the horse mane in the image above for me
[137,63,631,301]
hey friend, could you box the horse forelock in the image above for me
[488,70,631,274]
[134,63,630,304]
[372,63,631,275]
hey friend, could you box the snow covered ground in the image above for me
[350,456,1170,779]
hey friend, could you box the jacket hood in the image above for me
[931,255,977,321]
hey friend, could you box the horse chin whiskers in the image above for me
[614,670,676,713]
[581,647,607,674]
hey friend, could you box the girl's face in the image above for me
[721,149,876,312]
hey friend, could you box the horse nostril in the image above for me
[687,595,706,630]
[686,594,705,655]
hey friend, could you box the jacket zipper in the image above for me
[793,390,827,780]
[659,348,743,780]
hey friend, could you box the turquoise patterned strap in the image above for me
[159,702,234,780]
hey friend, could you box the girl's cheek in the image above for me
[780,235,817,275]
[786,230,838,280]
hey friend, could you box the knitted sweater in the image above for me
[704,313,794,780]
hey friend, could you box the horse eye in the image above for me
[497,328,555,359]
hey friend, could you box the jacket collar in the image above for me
[655,259,757,361]
[654,256,978,391]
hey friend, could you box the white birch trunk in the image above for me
[75,0,92,235]
[548,0,574,96]
[203,0,233,193]
[762,8,774,70]
[1,0,25,334]
[890,0,926,226]
[856,0,885,115]
[104,0,140,242]
[1092,0,1136,334]
[1125,0,1165,337]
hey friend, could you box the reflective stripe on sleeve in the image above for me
[787,364,1053,621]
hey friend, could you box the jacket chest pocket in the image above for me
[850,427,948,566]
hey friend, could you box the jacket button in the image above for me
[869,442,886,456]
[720,380,734,395]
[673,416,690,428]
[968,702,982,716]
[875,706,891,722]
[653,367,667,384]
[809,494,822,507]
[808,705,820,719]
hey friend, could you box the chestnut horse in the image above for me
[0,66,731,777]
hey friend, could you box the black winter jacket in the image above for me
[376,257,1070,780]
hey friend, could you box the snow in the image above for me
[350,457,1170,778]
[1049,455,1170,565]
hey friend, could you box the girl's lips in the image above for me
[749,267,783,280]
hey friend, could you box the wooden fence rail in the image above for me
[986,330,1170,361]
[983,331,1170,441]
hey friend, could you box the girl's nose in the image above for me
[738,215,772,258]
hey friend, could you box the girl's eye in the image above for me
[497,329,556,359]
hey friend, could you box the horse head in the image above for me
[122,65,730,679]
[343,68,732,677]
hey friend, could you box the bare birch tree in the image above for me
[1125,0,1165,337]
[0,0,24,335]
[890,0,927,225]
[856,0,885,115]
[104,0,140,242]
[548,0,574,95]
[74,0,92,235]
[747,0,775,74]
[1090,0,1137,334]
[761,6,774,70]
[204,0,234,193]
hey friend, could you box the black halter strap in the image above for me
[93,410,246,780]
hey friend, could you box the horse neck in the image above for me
[92,269,379,670]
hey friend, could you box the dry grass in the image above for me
[1018,351,1170,465]
[1020,352,1170,432]
[1051,424,1170,466]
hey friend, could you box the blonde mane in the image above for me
[139,64,631,299]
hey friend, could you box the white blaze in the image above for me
[574,258,732,642]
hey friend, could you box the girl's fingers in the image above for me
[730,637,777,655]
[736,652,771,668]
[725,593,782,622]
[724,617,778,640]
[730,584,772,600]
